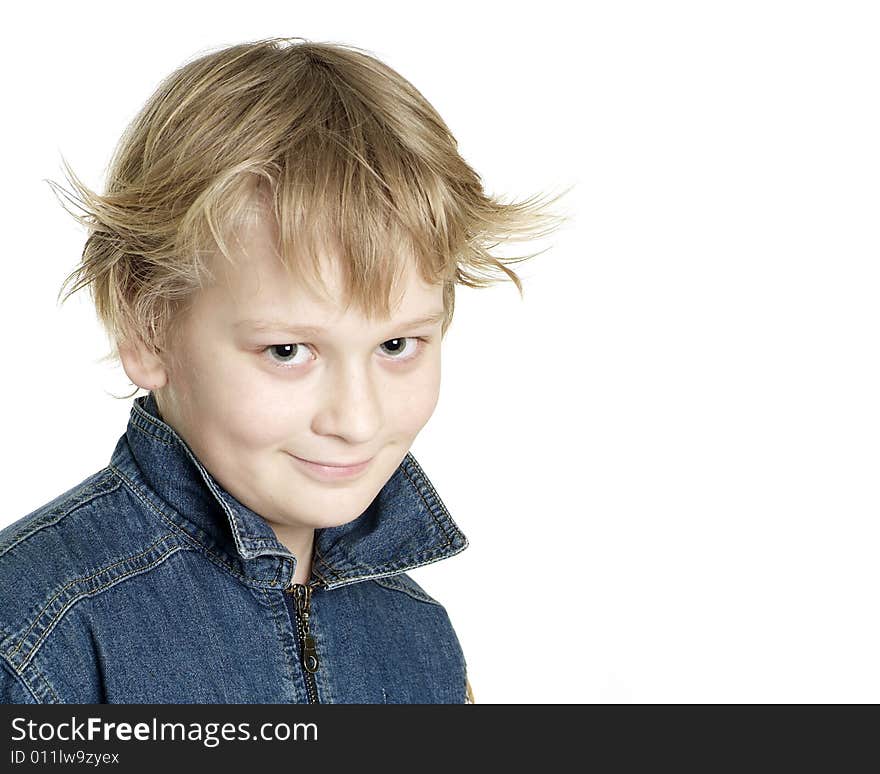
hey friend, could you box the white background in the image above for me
[2,1,879,703]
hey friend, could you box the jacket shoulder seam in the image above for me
[0,469,121,558]
[0,647,42,703]
[4,535,186,673]
[0,623,57,703]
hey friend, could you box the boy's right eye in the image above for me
[263,343,314,369]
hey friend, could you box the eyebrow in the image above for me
[234,310,446,336]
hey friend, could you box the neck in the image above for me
[272,523,314,585]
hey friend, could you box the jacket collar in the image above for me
[109,392,467,590]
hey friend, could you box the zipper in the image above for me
[284,580,322,704]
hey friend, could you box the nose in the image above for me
[310,360,382,444]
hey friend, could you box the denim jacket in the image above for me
[0,393,469,703]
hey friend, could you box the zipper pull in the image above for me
[291,583,320,674]
[302,634,319,674]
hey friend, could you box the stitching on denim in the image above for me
[16,544,188,672]
[0,471,121,558]
[404,453,469,554]
[230,536,286,550]
[0,629,44,703]
[7,532,180,663]
[314,542,354,581]
[323,544,467,590]
[131,402,176,440]
[311,536,468,589]
[344,544,457,581]
[0,623,21,662]
[314,524,431,581]
[28,661,59,704]
[213,490,285,550]
[310,563,331,587]
[109,464,282,588]
[129,420,175,447]
[0,654,33,701]
[401,457,454,547]
[0,651,58,705]
[312,542,344,582]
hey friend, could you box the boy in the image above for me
[0,37,567,703]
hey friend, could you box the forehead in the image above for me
[204,208,441,325]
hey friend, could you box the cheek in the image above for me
[189,363,293,448]
[390,359,441,432]
[225,396,299,448]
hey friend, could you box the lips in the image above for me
[298,457,371,468]
[287,452,374,481]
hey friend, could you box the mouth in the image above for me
[287,453,374,480]
[297,456,372,468]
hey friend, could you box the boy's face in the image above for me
[132,211,445,542]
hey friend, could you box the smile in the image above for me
[287,453,373,481]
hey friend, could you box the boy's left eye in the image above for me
[378,337,421,359]
[262,337,427,369]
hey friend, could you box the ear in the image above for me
[119,336,169,392]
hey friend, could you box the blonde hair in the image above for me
[50,36,572,395]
